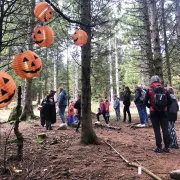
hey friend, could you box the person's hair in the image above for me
[168,87,174,94]
[114,94,117,98]
[58,87,63,94]
[125,86,131,93]
[150,75,161,83]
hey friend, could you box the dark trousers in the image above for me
[45,119,52,130]
[75,113,81,131]
[97,112,108,124]
[150,111,170,148]
[123,104,131,122]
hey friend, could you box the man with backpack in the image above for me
[144,75,172,153]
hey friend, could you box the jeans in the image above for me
[59,105,66,123]
[168,121,178,148]
[150,111,170,148]
[136,104,145,124]
[115,108,120,121]
[123,104,131,122]
[143,105,148,123]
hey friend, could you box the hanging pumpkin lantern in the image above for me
[72,30,88,46]
[0,72,16,108]
[12,50,42,79]
[32,25,54,47]
[34,2,54,22]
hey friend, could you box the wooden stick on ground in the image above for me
[105,141,162,180]
[94,123,121,130]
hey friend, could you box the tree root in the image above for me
[105,140,162,180]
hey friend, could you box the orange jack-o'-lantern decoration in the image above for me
[72,30,88,46]
[0,72,16,108]
[32,25,54,47]
[12,50,42,79]
[34,2,54,22]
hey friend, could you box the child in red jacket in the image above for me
[68,101,75,126]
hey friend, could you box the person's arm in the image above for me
[134,90,140,103]
[166,91,172,107]
[144,89,150,108]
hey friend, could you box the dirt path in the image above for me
[0,116,180,180]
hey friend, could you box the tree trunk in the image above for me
[142,0,154,78]
[74,49,79,100]
[0,0,4,54]
[115,38,119,97]
[54,49,58,91]
[66,47,70,106]
[14,86,23,160]
[176,0,180,39]
[162,0,172,86]
[109,38,114,103]
[44,48,48,96]
[80,0,98,144]
[149,0,164,83]
[20,0,35,120]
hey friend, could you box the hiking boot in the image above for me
[162,148,170,153]
[153,147,162,153]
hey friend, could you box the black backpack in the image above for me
[152,86,167,111]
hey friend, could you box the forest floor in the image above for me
[0,112,180,180]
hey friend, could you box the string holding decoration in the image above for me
[72,29,88,46]
[34,2,54,22]
[12,50,42,79]
[0,71,16,108]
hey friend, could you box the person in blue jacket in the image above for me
[113,94,120,121]
[58,87,67,126]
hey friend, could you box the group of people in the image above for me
[96,75,179,152]
[40,75,179,153]
[39,87,81,132]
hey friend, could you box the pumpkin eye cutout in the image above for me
[32,25,54,47]
[34,2,54,22]
[23,57,29,62]
[12,50,42,79]
[0,72,16,108]
[72,30,88,46]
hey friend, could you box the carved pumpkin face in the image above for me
[0,72,16,108]
[34,2,54,22]
[32,25,54,47]
[12,50,42,79]
[72,30,88,46]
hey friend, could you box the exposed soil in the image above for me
[0,115,180,180]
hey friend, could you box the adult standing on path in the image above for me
[134,85,146,127]
[58,87,67,127]
[123,86,132,123]
[167,87,179,149]
[144,75,172,153]
[113,95,120,121]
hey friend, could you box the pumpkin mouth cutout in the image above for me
[0,90,15,104]
[74,38,78,43]
[34,40,44,44]
[23,66,41,74]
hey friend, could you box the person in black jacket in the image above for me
[123,86,132,123]
[167,87,179,149]
[41,90,56,130]
[74,95,81,132]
